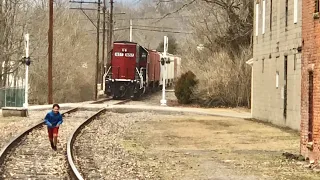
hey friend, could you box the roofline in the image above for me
[114,41,138,44]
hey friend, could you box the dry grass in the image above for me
[121,114,318,180]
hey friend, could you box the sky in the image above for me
[116,0,143,6]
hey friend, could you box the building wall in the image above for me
[252,0,302,130]
[301,0,320,162]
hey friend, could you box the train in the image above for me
[103,41,182,100]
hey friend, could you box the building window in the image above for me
[285,0,288,28]
[256,3,259,36]
[276,71,279,88]
[294,0,298,23]
[270,0,273,31]
[262,0,266,34]
[316,0,320,13]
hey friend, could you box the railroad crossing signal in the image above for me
[161,58,165,66]
[160,36,169,106]
[24,33,30,110]
[22,57,31,66]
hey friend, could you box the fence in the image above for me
[0,87,25,108]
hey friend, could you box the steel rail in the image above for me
[67,108,107,180]
[114,99,131,105]
[0,97,130,177]
[89,97,113,104]
[0,107,78,165]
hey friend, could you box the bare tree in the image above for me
[154,0,253,107]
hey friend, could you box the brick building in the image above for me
[249,0,302,130]
[300,0,320,162]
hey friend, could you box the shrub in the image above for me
[181,48,252,108]
[174,71,198,104]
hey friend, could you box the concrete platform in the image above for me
[27,101,94,111]
[27,103,250,119]
[13,100,251,119]
[2,107,28,117]
[106,105,251,119]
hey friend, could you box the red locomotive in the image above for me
[104,41,181,100]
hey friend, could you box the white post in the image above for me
[24,33,29,109]
[4,88,6,107]
[129,19,132,42]
[160,36,168,106]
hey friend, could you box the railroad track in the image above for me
[0,99,129,179]
[67,109,106,180]
[89,97,131,105]
[67,112,159,179]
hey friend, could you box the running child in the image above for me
[44,104,63,150]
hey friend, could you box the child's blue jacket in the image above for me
[44,111,63,128]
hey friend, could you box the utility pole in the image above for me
[101,0,107,90]
[48,0,53,104]
[95,0,101,100]
[129,19,132,42]
[108,0,114,64]
[106,9,110,69]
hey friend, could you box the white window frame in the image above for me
[294,0,298,24]
[262,0,266,34]
[256,3,259,36]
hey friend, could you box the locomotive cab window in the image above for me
[139,46,148,63]
[141,53,147,61]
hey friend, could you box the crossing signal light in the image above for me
[26,57,31,66]
[161,58,165,66]
[22,57,31,66]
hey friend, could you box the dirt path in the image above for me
[121,115,318,180]
[73,112,318,179]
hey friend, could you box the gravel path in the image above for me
[73,112,159,179]
[73,112,261,179]
[0,110,97,179]
[126,90,177,106]
[73,112,319,180]
[0,110,48,149]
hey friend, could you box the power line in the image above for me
[115,15,193,20]
[69,0,102,4]
[131,27,192,34]
[132,24,186,30]
[70,0,101,100]
[89,27,191,34]
[79,15,192,22]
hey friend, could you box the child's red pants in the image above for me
[47,127,59,139]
